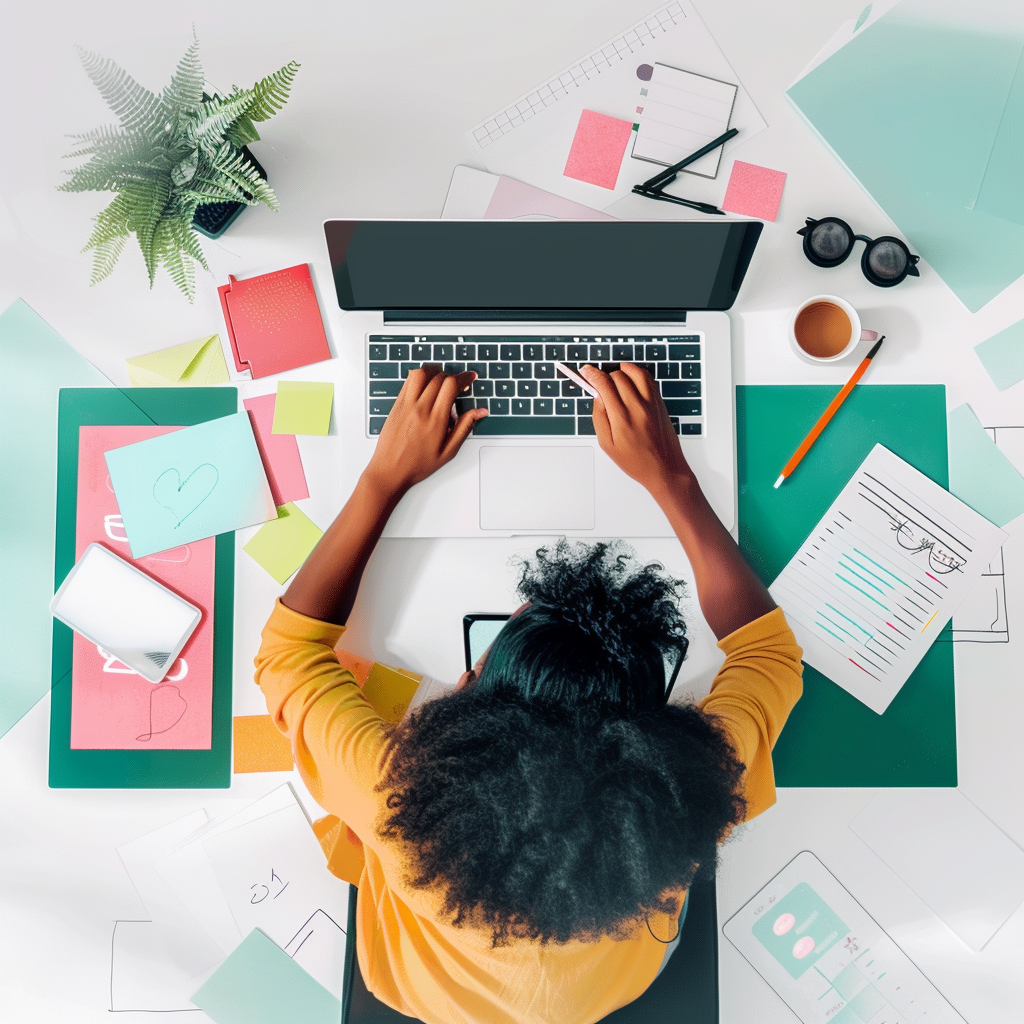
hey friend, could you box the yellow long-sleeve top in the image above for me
[255,600,803,1024]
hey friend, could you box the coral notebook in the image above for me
[218,264,331,379]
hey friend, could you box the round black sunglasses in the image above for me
[798,217,920,287]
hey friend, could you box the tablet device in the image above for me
[50,543,201,684]
[463,613,684,700]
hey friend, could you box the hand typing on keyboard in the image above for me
[580,363,692,497]
[364,367,488,495]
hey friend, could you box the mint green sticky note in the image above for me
[272,382,334,435]
[0,299,108,739]
[974,318,1024,391]
[975,51,1024,226]
[191,928,342,1024]
[948,403,1024,527]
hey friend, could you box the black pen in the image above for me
[632,127,739,215]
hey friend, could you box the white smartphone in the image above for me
[50,543,201,683]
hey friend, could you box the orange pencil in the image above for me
[774,336,886,489]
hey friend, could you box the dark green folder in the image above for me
[736,385,956,787]
[49,387,236,788]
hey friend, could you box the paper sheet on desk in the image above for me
[467,0,765,210]
[769,444,1006,714]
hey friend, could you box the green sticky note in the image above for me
[974,318,1024,391]
[0,299,108,739]
[191,928,342,1024]
[948,403,1024,527]
[975,50,1024,226]
[243,502,323,584]
[272,382,334,435]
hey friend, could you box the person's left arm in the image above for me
[254,368,486,831]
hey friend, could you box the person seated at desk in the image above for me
[255,364,803,1024]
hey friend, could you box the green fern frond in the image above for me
[89,234,128,284]
[75,46,167,134]
[162,34,203,113]
[83,193,133,251]
[240,61,300,121]
[225,114,261,148]
[186,93,253,150]
[123,178,172,285]
[159,235,197,302]
[211,144,279,209]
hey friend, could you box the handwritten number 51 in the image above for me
[250,869,289,904]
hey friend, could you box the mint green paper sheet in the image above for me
[0,299,108,739]
[974,317,1024,391]
[788,0,1024,312]
[948,403,1024,526]
[105,410,276,557]
[191,928,342,1024]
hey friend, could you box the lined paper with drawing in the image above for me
[770,445,1006,713]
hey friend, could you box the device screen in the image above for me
[326,220,761,313]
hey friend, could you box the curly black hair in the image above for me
[376,542,746,948]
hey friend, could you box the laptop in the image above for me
[323,219,761,537]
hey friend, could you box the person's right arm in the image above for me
[579,362,773,639]
[579,363,802,819]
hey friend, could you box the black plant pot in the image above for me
[192,146,267,239]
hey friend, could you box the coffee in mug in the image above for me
[789,294,877,363]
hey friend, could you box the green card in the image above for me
[191,928,342,1024]
[243,502,323,584]
[974,318,1024,391]
[0,299,109,739]
[948,403,1024,527]
[272,382,334,435]
[737,384,956,787]
[51,387,235,788]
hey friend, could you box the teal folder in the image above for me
[787,2,1024,312]
[737,385,956,787]
[49,387,236,788]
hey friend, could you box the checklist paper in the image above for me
[769,444,1006,714]
[632,63,737,177]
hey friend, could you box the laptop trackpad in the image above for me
[479,446,595,531]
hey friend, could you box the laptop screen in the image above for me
[324,220,762,315]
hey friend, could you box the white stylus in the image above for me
[554,361,601,399]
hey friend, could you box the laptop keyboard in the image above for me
[367,334,704,437]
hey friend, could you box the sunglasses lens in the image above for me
[808,220,852,261]
[866,239,908,282]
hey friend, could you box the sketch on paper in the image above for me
[949,425,1021,644]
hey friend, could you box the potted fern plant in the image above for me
[60,36,299,301]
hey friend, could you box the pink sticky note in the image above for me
[243,393,309,506]
[71,426,215,750]
[563,110,635,190]
[721,160,788,221]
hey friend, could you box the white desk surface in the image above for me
[2,1,1023,1021]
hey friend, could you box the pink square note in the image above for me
[563,110,635,190]
[244,393,309,507]
[721,161,788,222]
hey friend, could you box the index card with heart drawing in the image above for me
[105,411,276,557]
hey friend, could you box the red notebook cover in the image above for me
[218,264,331,379]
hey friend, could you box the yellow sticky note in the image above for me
[126,335,230,386]
[272,381,334,435]
[242,502,323,584]
[361,663,422,723]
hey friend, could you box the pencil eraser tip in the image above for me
[773,475,785,489]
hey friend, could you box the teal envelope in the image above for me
[105,411,277,558]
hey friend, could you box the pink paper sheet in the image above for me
[563,110,635,190]
[721,160,787,222]
[244,393,309,506]
[71,426,215,749]
[484,175,614,220]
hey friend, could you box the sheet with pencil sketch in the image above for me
[769,444,1006,714]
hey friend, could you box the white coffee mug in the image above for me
[789,294,878,364]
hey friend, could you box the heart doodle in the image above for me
[153,464,219,528]
[136,684,188,742]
